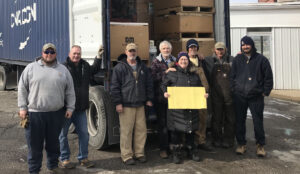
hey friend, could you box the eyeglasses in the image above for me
[44,50,56,55]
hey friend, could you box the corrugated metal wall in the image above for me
[230,28,247,56]
[0,0,70,63]
[273,28,300,89]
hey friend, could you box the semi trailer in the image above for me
[0,0,230,149]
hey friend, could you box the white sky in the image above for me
[230,0,258,3]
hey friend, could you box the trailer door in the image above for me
[69,0,104,62]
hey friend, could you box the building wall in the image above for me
[230,28,246,56]
[273,28,300,89]
[230,4,300,89]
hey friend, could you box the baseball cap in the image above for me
[42,43,56,52]
[126,43,137,51]
[215,42,226,49]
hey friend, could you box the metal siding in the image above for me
[290,28,300,89]
[0,0,70,63]
[274,28,300,89]
[214,0,226,42]
[230,28,247,56]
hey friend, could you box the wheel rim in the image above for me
[88,99,99,136]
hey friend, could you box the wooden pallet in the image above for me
[155,6,215,16]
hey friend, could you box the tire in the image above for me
[0,66,6,91]
[87,86,108,149]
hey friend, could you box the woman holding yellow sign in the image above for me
[161,52,208,164]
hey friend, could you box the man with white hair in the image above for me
[151,40,176,159]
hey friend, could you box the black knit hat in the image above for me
[186,39,199,51]
[177,52,189,62]
[241,35,257,52]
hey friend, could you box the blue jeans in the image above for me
[59,110,89,161]
[25,108,65,173]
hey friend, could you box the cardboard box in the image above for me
[110,22,149,61]
[154,0,214,10]
[154,14,213,34]
[170,38,215,57]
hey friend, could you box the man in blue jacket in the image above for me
[230,36,273,157]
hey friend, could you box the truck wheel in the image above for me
[0,66,6,91]
[87,86,108,149]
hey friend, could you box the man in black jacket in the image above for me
[111,43,154,165]
[59,45,103,168]
[230,36,273,157]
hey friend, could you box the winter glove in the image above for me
[97,45,104,59]
[19,114,29,128]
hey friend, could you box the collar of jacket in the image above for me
[156,53,176,62]
[117,55,142,67]
[36,57,58,67]
[176,64,196,74]
[242,51,258,61]
[212,53,230,63]
[65,56,85,66]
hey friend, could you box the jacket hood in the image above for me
[240,35,257,56]
[35,56,58,66]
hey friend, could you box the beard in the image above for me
[128,56,136,60]
[242,48,252,54]
[42,57,56,65]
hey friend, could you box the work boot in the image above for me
[59,160,76,169]
[212,140,222,148]
[123,158,135,165]
[136,156,147,163]
[47,167,65,174]
[221,142,234,149]
[79,158,95,168]
[198,143,213,151]
[256,144,266,157]
[172,145,182,164]
[187,146,201,162]
[236,145,246,155]
[159,150,168,159]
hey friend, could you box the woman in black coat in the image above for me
[161,52,207,164]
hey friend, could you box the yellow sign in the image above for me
[167,87,207,109]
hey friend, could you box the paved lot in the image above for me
[0,90,300,174]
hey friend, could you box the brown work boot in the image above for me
[236,145,246,155]
[256,144,266,157]
[47,167,65,174]
[79,158,95,168]
[59,160,76,169]
[159,150,168,159]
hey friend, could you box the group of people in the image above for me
[18,35,273,173]
[18,43,103,173]
[110,35,273,165]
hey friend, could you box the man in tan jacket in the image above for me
[186,39,213,151]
